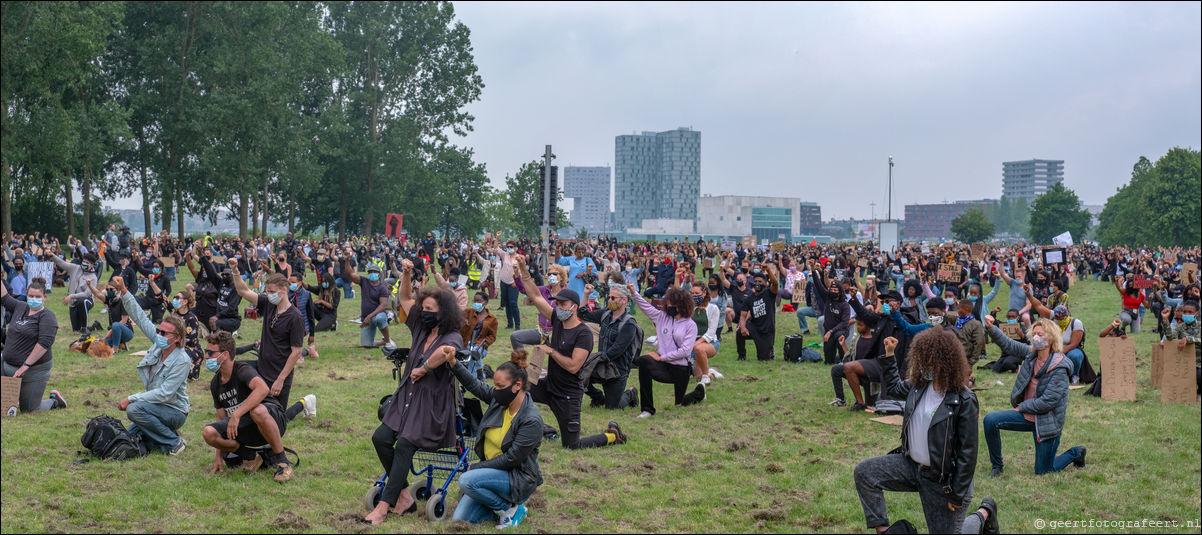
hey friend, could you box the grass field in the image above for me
[1,269,1199,534]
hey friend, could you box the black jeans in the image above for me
[737,328,776,360]
[215,317,241,333]
[372,425,419,507]
[823,328,848,364]
[69,298,94,332]
[314,307,337,332]
[529,381,608,449]
[587,372,635,409]
[635,355,703,415]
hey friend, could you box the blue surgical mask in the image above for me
[1031,335,1049,351]
[154,335,169,349]
[548,274,559,285]
[449,281,458,288]
[1006,319,1017,324]
[205,358,220,372]
[472,302,484,312]
[881,303,891,314]
[969,295,978,302]
[172,298,181,309]
[152,267,161,275]
[321,282,330,288]
[27,297,44,310]
[368,272,379,282]
[1183,314,1196,324]
[266,293,282,305]
[289,283,299,291]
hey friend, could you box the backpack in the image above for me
[883,519,918,534]
[799,348,823,363]
[80,415,148,460]
[783,334,806,362]
[580,312,642,382]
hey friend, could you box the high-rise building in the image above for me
[614,127,700,231]
[798,202,822,234]
[562,166,611,234]
[696,195,800,241]
[903,200,994,241]
[1002,159,1064,201]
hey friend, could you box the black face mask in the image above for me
[493,384,518,407]
[708,284,719,291]
[754,283,766,293]
[420,310,439,329]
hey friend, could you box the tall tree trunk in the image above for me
[252,195,260,238]
[140,161,152,237]
[160,178,172,233]
[238,191,248,239]
[82,171,92,235]
[260,176,268,237]
[65,180,76,237]
[176,186,185,239]
[2,163,12,238]
[288,192,295,234]
[337,178,347,241]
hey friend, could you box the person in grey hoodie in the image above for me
[981,316,1086,477]
[50,252,99,333]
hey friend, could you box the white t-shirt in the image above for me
[1060,317,1084,347]
[907,383,946,467]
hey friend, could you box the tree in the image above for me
[1027,182,1091,245]
[950,207,995,243]
[987,196,1029,238]
[502,161,570,238]
[1096,148,1201,247]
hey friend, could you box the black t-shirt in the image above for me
[1,295,58,366]
[546,315,594,397]
[743,289,775,334]
[210,360,278,413]
[358,278,390,318]
[104,295,126,326]
[216,284,241,319]
[730,287,754,314]
[255,294,305,384]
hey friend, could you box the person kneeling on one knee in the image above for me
[446,352,544,528]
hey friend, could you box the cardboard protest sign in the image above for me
[870,415,903,426]
[160,257,176,268]
[792,278,806,303]
[702,258,713,269]
[742,236,756,249]
[25,262,53,286]
[1042,248,1065,265]
[721,239,736,251]
[970,243,985,261]
[1150,342,1163,389]
[1098,337,1137,401]
[999,323,1024,340]
[937,263,961,283]
[1133,275,1154,290]
[857,258,870,268]
[771,241,785,253]
[526,346,547,385]
[1183,263,1198,286]
[1,376,21,417]
[1161,343,1197,404]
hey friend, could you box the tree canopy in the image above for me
[1027,182,1092,245]
[1096,148,1201,248]
[950,207,995,243]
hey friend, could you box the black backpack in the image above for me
[81,415,148,460]
[783,334,806,362]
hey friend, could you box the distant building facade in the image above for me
[1003,159,1064,201]
[563,166,611,234]
[614,127,700,231]
[903,200,994,241]
[798,202,822,234]
[696,195,801,241]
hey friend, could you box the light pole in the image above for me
[887,156,894,222]
[870,201,877,243]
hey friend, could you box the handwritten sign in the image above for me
[937,263,961,283]
[970,243,985,261]
[1098,337,1137,401]
[721,239,736,251]
[771,241,785,253]
[1183,263,1198,286]
[857,258,870,268]
[1161,343,1197,404]
[25,262,53,286]
[160,257,176,268]
[526,346,547,386]
[1042,248,1065,265]
[1133,275,1154,290]
[742,236,756,249]
[999,323,1024,340]
[1150,343,1163,389]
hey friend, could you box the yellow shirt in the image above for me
[482,407,516,460]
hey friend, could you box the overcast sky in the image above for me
[448,1,1201,220]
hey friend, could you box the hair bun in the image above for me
[510,349,528,369]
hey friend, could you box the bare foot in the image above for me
[391,491,415,515]
[364,501,390,525]
[307,346,319,358]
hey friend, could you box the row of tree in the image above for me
[3,1,529,241]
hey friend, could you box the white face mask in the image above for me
[548,274,559,285]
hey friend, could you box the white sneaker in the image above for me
[637,411,653,419]
[699,374,712,386]
[350,318,363,325]
[100,307,109,314]
[709,367,724,379]
[302,394,317,419]
[383,341,397,352]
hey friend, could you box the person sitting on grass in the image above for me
[200,331,293,482]
[980,317,1086,478]
[111,275,191,456]
[630,284,705,418]
[447,351,544,529]
[853,332,999,535]
[980,309,1028,374]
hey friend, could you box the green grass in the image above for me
[1,270,1199,534]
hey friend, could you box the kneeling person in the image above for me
[201,331,293,482]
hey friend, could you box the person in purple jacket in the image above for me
[629,285,704,418]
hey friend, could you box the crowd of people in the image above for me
[2,227,1198,532]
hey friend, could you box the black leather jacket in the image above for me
[452,363,544,504]
[878,353,978,504]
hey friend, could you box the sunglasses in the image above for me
[156,328,176,337]
[204,349,223,358]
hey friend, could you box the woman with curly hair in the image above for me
[509,263,568,350]
[629,285,704,418]
[854,328,999,535]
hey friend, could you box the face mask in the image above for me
[1006,318,1018,324]
[753,283,766,293]
[922,369,934,382]
[548,274,559,285]
[945,298,956,307]
[1182,314,1196,324]
[321,282,330,288]
[1056,316,1071,330]
[316,255,326,262]
[449,281,458,288]
[152,268,161,275]
[506,248,515,254]
[82,263,93,272]
[692,294,705,306]
[107,290,116,300]
[665,306,679,317]
[267,292,282,305]
[589,291,599,302]
[172,298,182,309]
[969,295,978,302]
[490,256,497,261]
[472,302,484,312]
[493,384,518,406]
[368,272,379,282]
[1013,279,1023,285]
[555,306,575,322]
[420,310,439,329]
[289,283,299,291]
[1031,335,1049,351]
[222,273,233,284]
[881,303,891,314]
[929,315,944,325]
[154,335,170,349]
[708,284,719,291]
[608,300,622,311]
[205,358,220,373]
[27,297,43,310]
[904,270,911,276]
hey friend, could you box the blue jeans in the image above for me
[453,468,513,523]
[500,283,520,329]
[334,277,355,299]
[126,401,187,453]
[983,409,1083,474]
[107,322,135,350]
[166,266,176,281]
[796,306,821,334]
[1064,348,1085,379]
[359,312,391,347]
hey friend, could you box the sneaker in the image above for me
[168,436,187,456]
[1071,375,1080,385]
[348,289,355,299]
[988,467,1003,478]
[239,452,264,472]
[100,307,109,314]
[829,398,847,407]
[607,421,627,445]
[979,497,999,535]
[49,390,67,409]
[848,402,867,412]
[350,318,363,325]
[382,341,397,352]
[273,460,294,483]
[699,374,712,386]
[709,367,724,379]
[1073,446,1087,468]
[637,411,653,419]
[302,394,317,419]
[695,383,706,402]
[626,387,639,409]
[496,503,527,529]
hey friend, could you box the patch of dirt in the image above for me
[751,499,788,521]
[327,371,347,381]
[84,399,99,408]
[765,462,785,473]
[570,458,600,473]
[273,511,310,531]
[327,512,370,533]
[757,396,772,403]
[525,491,546,509]
[446,519,473,532]
[316,420,334,429]
[703,462,725,470]
[725,440,749,452]
[737,375,761,382]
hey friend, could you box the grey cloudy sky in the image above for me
[450,1,1201,220]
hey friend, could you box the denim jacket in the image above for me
[121,292,191,414]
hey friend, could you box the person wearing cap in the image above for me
[513,255,625,449]
[346,259,395,349]
[1022,287,1087,383]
